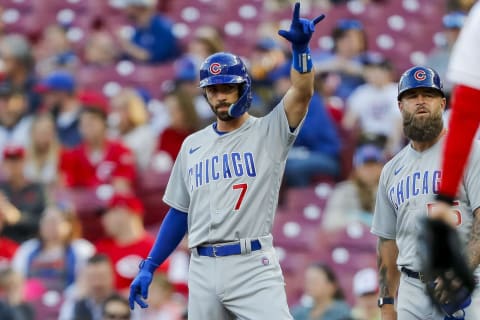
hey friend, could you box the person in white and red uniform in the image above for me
[95,193,169,293]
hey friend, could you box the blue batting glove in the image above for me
[277,2,325,52]
[128,258,159,310]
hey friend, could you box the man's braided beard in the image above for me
[402,108,444,142]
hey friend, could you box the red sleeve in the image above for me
[59,149,76,187]
[439,85,480,198]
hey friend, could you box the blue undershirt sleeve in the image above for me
[146,207,188,267]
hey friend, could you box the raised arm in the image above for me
[278,2,325,128]
[377,237,399,320]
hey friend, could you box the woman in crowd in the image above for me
[290,263,351,320]
[12,203,95,318]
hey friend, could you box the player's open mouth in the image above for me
[415,109,429,115]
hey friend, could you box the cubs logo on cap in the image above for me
[209,63,221,75]
[414,70,427,81]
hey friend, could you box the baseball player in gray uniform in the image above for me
[128,3,325,319]
[371,66,480,320]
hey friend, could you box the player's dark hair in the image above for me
[310,262,346,300]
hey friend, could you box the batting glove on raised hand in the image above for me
[128,258,158,310]
[278,2,325,52]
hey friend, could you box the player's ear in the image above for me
[397,101,403,112]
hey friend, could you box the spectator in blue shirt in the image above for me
[313,19,367,100]
[285,91,342,187]
[117,0,180,64]
[36,71,82,148]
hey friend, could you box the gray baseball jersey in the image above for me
[163,100,300,319]
[163,100,301,248]
[372,136,480,271]
[371,136,480,318]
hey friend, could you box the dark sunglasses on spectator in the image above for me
[103,312,130,320]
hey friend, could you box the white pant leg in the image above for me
[465,287,480,320]
[188,253,234,320]
[221,247,292,320]
[397,273,444,320]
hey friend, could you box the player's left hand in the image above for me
[278,2,325,51]
[128,258,158,310]
[129,268,152,309]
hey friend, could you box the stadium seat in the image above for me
[53,187,107,242]
[324,222,377,253]
[134,168,170,227]
[279,251,311,305]
[272,212,324,252]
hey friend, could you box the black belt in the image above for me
[197,240,261,257]
[401,267,426,282]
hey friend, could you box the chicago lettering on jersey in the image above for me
[388,170,441,209]
[188,152,257,190]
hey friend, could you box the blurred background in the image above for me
[0,0,473,319]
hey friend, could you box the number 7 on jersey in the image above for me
[232,183,248,211]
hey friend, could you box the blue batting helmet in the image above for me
[199,52,252,118]
[397,66,444,100]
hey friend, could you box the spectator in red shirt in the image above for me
[95,193,168,293]
[0,216,18,270]
[59,100,136,194]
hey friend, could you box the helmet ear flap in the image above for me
[228,79,252,118]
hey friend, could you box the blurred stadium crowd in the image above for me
[0,0,475,319]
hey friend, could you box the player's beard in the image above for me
[402,108,444,142]
[210,102,235,122]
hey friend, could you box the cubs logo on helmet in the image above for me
[199,52,252,118]
[209,63,222,75]
[397,66,444,100]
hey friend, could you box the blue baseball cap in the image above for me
[336,19,364,31]
[443,12,466,29]
[353,144,385,167]
[255,37,280,51]
[36,71,76,93]
[174,56,197,82]
[268,61,291,82]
